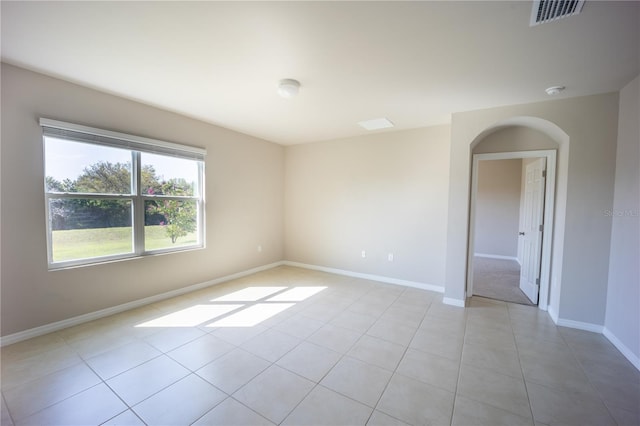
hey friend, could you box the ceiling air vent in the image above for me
[530,0,585,26]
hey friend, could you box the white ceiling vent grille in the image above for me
[530,0,585,26]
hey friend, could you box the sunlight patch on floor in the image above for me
[135,286,328,328]
[267,286,326,302]
[135,304,242,327]
[207,303,295,327]
[211,286,287,302]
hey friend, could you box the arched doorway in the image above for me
[466,119,569,312]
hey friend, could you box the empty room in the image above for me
[1,1,638,425]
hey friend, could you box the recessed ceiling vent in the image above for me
[530,0,585,26]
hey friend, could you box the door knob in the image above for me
[519,232,525,236]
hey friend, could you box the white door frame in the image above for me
[467,149,556,310]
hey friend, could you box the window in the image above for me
[42,119,205,269]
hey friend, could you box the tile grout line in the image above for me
[558,329,623,425]
[189,394,272,426]
[365,287,434,425]
[1,391,16,426]
[80,350,143,424]
[204,279,311,426]
[230,275,355,426]
[449,297,470,426]
[277,277,383,425]
[2,271,435,425]
[457,299,541,423]
[278,279,411,425]
[15,268,626,425]
[3,332,125,424]
[506,301,538,425]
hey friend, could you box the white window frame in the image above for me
[41,118,206,270]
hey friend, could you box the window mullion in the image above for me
[44,194,54,266]
[132,151,145,255]
[198,161,205,246]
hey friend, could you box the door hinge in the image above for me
[536,278,540,286]
[539,224,544,232]
[542,169,547,178]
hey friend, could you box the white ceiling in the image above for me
[2,1,638,145]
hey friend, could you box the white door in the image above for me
[519,158,546,304]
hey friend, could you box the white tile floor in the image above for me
[1,266,639,425]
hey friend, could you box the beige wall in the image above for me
[284,126,450,286]
[1,62,631,343]
[474,159,522,258]
[0,64,285,336]
[446,93,619,327]
[473,126,558,154]
[605,75,639,361]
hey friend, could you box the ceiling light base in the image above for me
[278,79,300,98]
[545,86,565,96]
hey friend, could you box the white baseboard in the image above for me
[603,328,640,371]
[474,253,519,262]
[0,261,285,347]
[555,317,604,333]
[1,260,444,347]
[442,297,466,308]
[545,305,639,371]
[7,258,637,373]
[283,261,445,293]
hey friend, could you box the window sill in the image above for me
[48,245,205,271]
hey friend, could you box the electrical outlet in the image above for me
[361,250,366,258]
[388,253,394,262]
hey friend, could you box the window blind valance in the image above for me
[40,118,206,161]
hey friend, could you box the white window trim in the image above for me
[40,118,206,158]
[42,119,206,270]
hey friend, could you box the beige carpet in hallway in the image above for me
[473,256,534,305]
